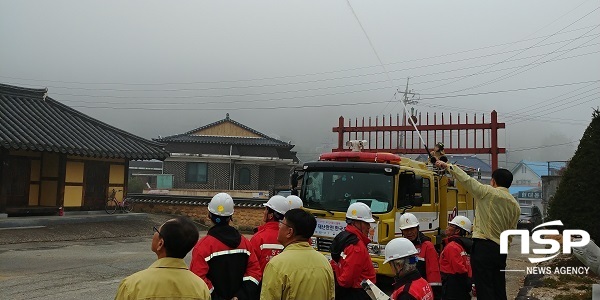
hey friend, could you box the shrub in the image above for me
[548,109,600,243]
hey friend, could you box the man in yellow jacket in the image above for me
[115,216,210,300]
[436,161,520,300]
[260,208,335,300]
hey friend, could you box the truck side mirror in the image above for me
[398,173,424,207]
[291,173,299,189]
[290,170,304,196]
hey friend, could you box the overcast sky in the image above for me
[1,0,598,167]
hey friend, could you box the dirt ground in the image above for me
[518,254,600,300]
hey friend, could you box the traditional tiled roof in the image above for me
[0,83,169,160]
[157,135,290,147]
[157,114,293,148]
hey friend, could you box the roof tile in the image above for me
[0,83,169,160]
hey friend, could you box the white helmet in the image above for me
[287,195,303,209]
[264,195,291,215]
[398,213,419,230]
[208,193,235,217]
[346,202,376,223]
[449,216,472,233]
[383,238,419,264]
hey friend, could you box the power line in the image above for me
[297,141,578,157]
[7,33,597,95]
[447,24,600,94]
[1,26,598,88]
[510,89,600,124]
[507,85,600,120]
[67,85,593,112]
[52,79,599,107]
[505,80,598,114]
[413,86,600,126]
[509,141,579,152]
[413,45,600,90]
[414,103,589,126]
[17,43,598,103]
[419,6,600,92]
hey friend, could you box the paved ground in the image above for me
[0,236,156,300]
[0,214,532,299]
[505,236,531,300]
[0,214,177,300]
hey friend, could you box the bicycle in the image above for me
[105,189,133,214]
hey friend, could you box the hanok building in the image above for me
[0,84,168,215]
[155,114,299,197]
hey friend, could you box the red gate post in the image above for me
[336,116,345,151]
[491,110,499,171]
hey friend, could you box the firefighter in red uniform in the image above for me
[439,216,473,300]
[385,238,434,300]
[190,193,261,300]
[329,202,377,300]
[399,213,442,299]
[250,195,292,274]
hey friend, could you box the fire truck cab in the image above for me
[292,143,477,278]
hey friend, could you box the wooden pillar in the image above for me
[57,154,66,208]
[0,149,5,212]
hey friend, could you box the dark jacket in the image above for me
[190,224,261,300]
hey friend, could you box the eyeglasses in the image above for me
[153,226,163,238]
[278,220,292,229]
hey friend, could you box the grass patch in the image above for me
[575,284,590,291]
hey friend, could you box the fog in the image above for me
[1,0,598,168]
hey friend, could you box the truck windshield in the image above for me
[302,171,394,213]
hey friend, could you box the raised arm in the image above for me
[435,161,494,201]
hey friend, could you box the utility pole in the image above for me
[399,77,419,149]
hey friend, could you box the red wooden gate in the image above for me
[332,110,506,170]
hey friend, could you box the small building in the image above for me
[128,160,164,188]
[510,160,566,189]
[156,114,298,197]
[510,160,567,218]
[0,84,168,215]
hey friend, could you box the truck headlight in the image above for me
[310,237,318,250]
[367,243,385,256]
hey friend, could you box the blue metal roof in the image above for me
[509,186,535,195]
[415,154,491,172]
[513,160,567,177]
